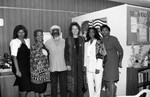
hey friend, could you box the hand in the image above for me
[48,67,51,71]
[67,66,71,71]
[16,70,21,77]
[83,66,86,72]
[119,62,122,68]
[95,69,100,74]
[42,49,48,56]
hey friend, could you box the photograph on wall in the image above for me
[81,17,107,38]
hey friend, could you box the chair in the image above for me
[117,89,150,97]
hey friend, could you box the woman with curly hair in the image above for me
[66,22,86,97]
[84,27,107,97]
[10,25,31,97]
[30,29,50,97]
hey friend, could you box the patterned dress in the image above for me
[30,43,50,93]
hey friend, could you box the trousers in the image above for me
[50,71,67,97]
[86,69,103,97]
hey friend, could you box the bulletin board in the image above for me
[127,6,150,45]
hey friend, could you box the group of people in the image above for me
[9,22,123,97]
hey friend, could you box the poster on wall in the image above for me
[127,6,150,45]
[81,17,107,38]
[0,18,4,26]
[43,32,51,43]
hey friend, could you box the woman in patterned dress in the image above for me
[30,29,50,97]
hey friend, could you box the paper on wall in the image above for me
[131,17,137,33]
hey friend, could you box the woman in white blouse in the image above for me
[84,27,107,97]
[10,25,31,97]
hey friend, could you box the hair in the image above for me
[148,49,150,54]
[13,25,28,39]
[81,21,89,35]
[50,25,61,33]
[69,22,81,37]
[33,29,43,42]
[100,24,111,32]
[86,27,101,42]
[34,29,43,37]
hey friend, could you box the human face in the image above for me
[52,29,60,39]
[89,29,95,39]
[17,30,25,39]
[72,25,79,36]
[101,27,110,37]
[35,31,43,43]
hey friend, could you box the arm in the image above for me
[65,38,71,71]
[84,42,87,68]
[96,41,107,59]
[25,38,30,49]
[12,56,21,77]
[10,39,21,77]
[95,41,106,73]
[101,42,107,65]
[96,40,107,65]
[30,45,37,71]
[113,37,123,68]
[65,38,70,65]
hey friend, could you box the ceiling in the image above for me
[109,0,150,8]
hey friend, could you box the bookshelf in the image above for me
[126,67,150,95]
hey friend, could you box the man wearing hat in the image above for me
[45,25,69,97]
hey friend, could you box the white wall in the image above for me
[72,4,150,96]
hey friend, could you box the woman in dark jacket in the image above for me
[66,22,86,97]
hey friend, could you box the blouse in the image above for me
[84,39,107,72]
[10,38,30,56]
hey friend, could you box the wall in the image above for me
[0,0,122,56]
[72,4,150,96]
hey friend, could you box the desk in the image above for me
[0,74,19,97]
[0,74,89,97]
[0,74,35,97]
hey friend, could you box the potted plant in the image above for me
[129,43,144,68]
